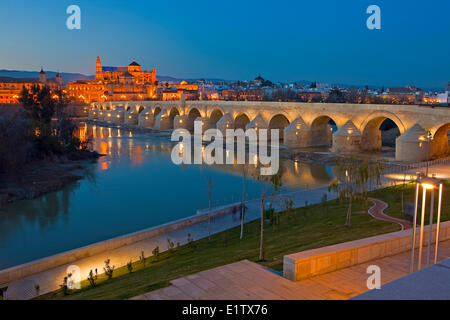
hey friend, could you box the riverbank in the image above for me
[0,154,99,207]
[38,182,445,300]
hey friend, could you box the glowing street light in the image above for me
[425,131,433,177]
[410,177,444,272]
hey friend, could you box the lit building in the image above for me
[67,56,158,103]
[0,68,62,104]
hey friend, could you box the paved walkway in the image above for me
[367,198,413,230]
[131,240,450,300]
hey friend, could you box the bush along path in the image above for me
[367,198,413,230]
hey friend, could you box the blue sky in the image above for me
[0,0,449,88]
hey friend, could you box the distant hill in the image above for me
[0,70,94,84]
[0,70,226,85]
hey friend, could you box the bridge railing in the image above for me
[382,156,450,176]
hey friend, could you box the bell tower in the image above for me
[95,56,103,80]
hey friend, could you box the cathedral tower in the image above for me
[39,67,46,84]
[95,56,103,80]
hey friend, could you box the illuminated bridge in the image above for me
[88,100,450,162]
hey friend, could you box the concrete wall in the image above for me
[283,221,450,282]
[0,203,242,286]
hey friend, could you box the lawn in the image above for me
[39,182,450,300]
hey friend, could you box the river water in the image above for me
[0,123,336,270]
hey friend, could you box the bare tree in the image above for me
[240,165,246,240]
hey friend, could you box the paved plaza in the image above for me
[131,240,450,300]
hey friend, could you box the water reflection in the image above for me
[0,123,335,269]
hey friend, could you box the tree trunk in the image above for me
[345,197,352,227]
[240,166,246,240]
[259,192,265,261]
[208,178,212,241]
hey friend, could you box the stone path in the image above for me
[368,198,413,230]
[131,240,450,300]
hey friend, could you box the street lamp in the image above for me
[410,177,444,273]
[425,131,433,177]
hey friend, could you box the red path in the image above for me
[367,198,413,230]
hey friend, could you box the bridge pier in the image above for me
[395,124,430,162]
[153,113,173,130]
[284,117,311,148]
[88,107,98,120]
[174,115,190,130]
[331,120,362,153]
[216,113,234,136]
[124,109,139,125]
[138,108,154,128]
[111,107,125,125]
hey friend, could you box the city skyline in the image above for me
[0,0,449,88]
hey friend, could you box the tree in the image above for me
[326,88,346,103]
[240,165,246,240]
[328,158,385,227]
[208,177,213,241]
[254,163,284,261]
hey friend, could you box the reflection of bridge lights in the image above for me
[179,143,184,155]
[294,161,299,173]
[253,154,258,167]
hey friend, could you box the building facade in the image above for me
[67,56,158,103]
[0,68,62,104]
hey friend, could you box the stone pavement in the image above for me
[367,198,413,230]
[131,240,450,300]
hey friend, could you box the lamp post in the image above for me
[410,178,444,273]
[425,131,433,177]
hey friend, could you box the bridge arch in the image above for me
[168,107,180,122]
[153,106,162,117]
[209,109,224,128]
[234,113,251,130]
[269,114,290,140]
[187,108,202,130]
[431,123,450,158]
[310,115,338,147]
[360,112,406,152]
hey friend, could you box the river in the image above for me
[0,123,336,270]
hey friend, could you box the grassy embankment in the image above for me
[39,182,450,300]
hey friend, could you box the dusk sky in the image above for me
[0,0,449,88]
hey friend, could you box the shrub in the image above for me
[140,251,146,267]
[152,246,159,261]
[167,238,175,251]
[103,259,115,280]
[87,270,96,288]
[127,260,133,274]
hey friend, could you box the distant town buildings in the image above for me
[0,68,62,104]
[0,58,449,107]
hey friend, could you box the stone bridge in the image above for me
[88,100,450,162]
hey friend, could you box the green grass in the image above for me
[372,181,450,223]
[38,184,450,300]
